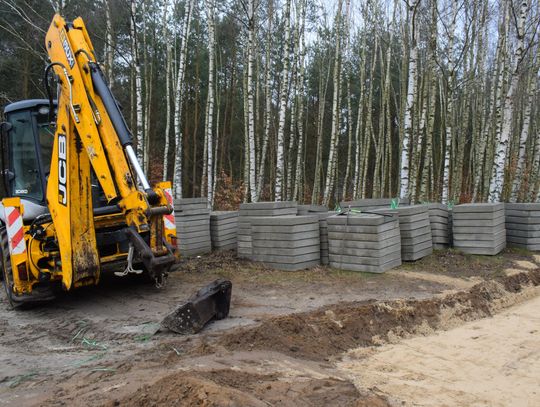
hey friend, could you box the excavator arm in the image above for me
[1,14,231,332]
[43,14,176,289]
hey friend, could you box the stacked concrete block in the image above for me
[390,205,433,261]
[210,211,238,251]
[237,201,297,259]
[327,212,401,273]
[427,203,451,249]
[174,198,211,257]
[250,216,320,270]
[295,205,331,265]
[452,203,506,255]
[505,203,540,251]
[339,198,410,211]
[297,204,328,215]
[317,212,334,266]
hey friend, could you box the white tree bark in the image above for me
[441,0,458,203]
[205,0,217,205]
[489,0,529,202]
[275,0,292,201]
[322,0,343,206]
[103,0,114,87]
[293,0,307,201]
[352,34,367,199]
[399,0,419,200]
[244,0,258,201]
[256,0,273,201]
[130,0,144,170]
[172,0,195,198]
[162,0,172,181]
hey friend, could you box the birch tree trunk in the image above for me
[441,0,458,203]
[205,0,217,205]
[245,0,258,201]
[162,0,172,181]
[130,0,144,169]
[103,0,114,86]
[142,0,151,174]
[489,0,529,202]
[172,0,195,198]
[420,1,437,201]
[353,34,367,199]
[322,0,343,206]
[342,0,352,200]
[471,0,489,201]
[256,0,273,201]
[399,0,419,200]
[275,0,291,201]
[293,0,307,201]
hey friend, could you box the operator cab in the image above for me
[0,100,54,222]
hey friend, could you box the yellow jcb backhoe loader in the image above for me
[0,14,231,330]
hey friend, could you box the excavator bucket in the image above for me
[161,279,232,334]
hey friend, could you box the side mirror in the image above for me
[0,122,12,139]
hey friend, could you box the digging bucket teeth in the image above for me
[161,279,232,334]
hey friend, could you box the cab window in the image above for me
[8,110,43,201]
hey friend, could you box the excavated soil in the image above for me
[2,251,540,406]
[105,269,540,407]
[111,371,377,407]
[214,270,540,361]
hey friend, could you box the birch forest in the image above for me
[1,0,539,207]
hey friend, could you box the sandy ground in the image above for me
[339,289,540,406]
[0,249,539,406]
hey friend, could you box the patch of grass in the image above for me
[7,372,39,388]
[69,352,107,368]
[134,333,153,342]
[81,337,108,350]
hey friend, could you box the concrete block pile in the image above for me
[237,201,297,259]
[452,203,506,255]
[339,198,410,211]
[210,211,238,251]
[250,215,320,270]
[393,205,433,261]
[327,212,401,273]
[297,204,328,215]
[427,203,451,249]
[174,198,211,257]
[297,204,331,265]
[505,203,540,251]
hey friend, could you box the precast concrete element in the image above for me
[505,203,540,251]
[210,211,238,251]
[339,198,411,211]
[327,212,401,273]
[250,215,320,270]
[452,203,506,255]
[427,203,451,249]
[236,201,298,259]
[174,198,211,257]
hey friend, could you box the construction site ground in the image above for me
[1,249,539,406]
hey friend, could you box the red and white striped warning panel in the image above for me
[162,188,176,232]
[3,205,26,255]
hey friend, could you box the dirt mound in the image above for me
[108,369,378,407]
[216,269,540,360]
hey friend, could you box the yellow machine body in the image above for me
[0,14,178,305]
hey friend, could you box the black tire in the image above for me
[0,226,19,308]
[0,227,56,309]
